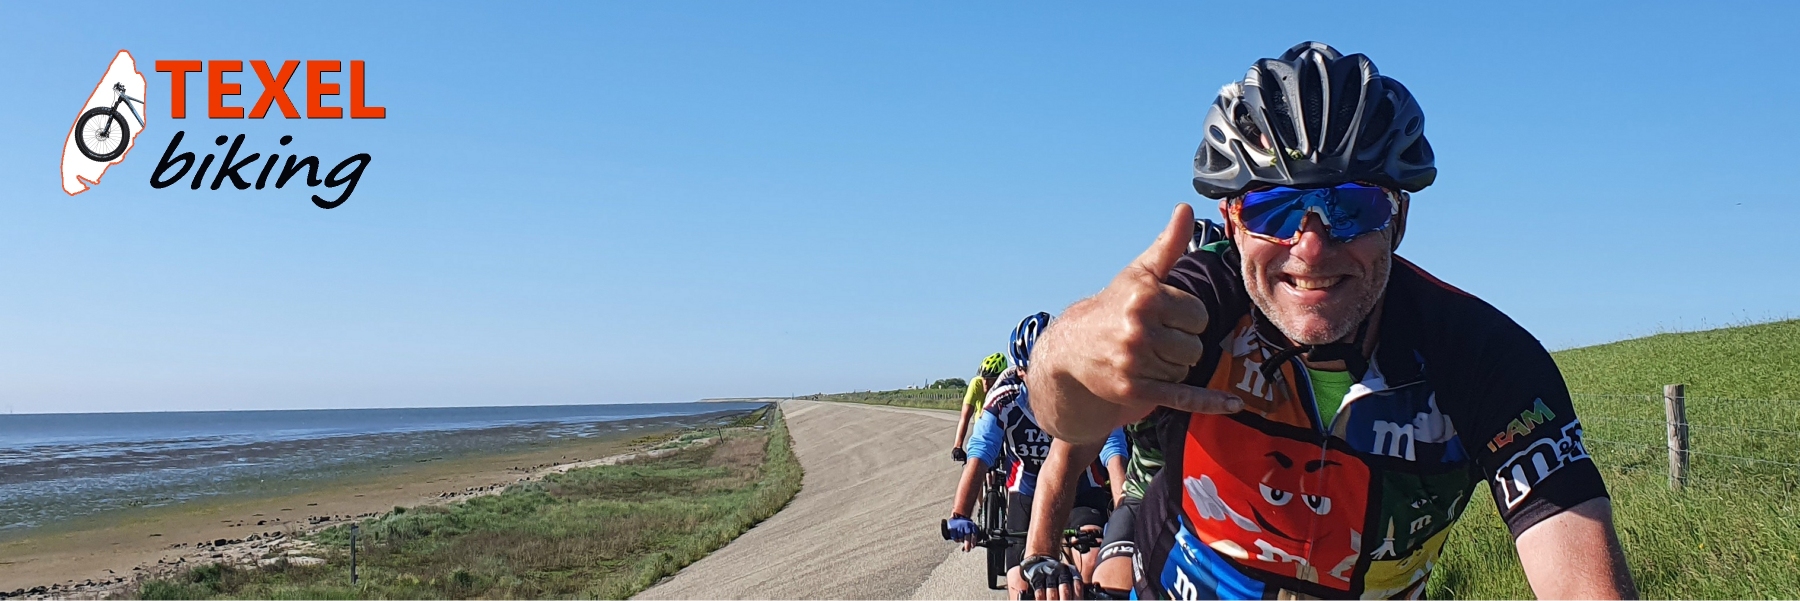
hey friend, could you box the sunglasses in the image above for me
[1230,182,1399,245]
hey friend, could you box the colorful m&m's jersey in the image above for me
[1128,244,1608,600]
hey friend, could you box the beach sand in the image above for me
[0,425,687,597]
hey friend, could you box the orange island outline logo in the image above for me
[62,51,385,209]
[62,50,148,196]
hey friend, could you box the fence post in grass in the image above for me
[1664,384,1689,490]
[349,523,359,585]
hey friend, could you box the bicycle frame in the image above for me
[109,84,145,129]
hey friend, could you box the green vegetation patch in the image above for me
[806,387,965,411]
[1431,319,1800,599]
[137,407,803,600]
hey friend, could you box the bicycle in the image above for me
[940,467,1107,592]
[965,466,1013,589]
[74,83,146,162]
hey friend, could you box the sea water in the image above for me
[0,402,766,536]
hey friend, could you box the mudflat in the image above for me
[0,430,661,594]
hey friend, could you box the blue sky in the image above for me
[0,2,1795,413]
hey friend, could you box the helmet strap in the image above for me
[1253,308,1375,383]
[1389,192,1410,251]
[1218,199,1239,239]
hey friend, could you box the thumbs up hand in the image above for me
[1025,204,1244,445]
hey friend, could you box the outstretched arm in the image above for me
[951,457,987,518]
[950,408,1005,550]
[1026,205,1242,445]
[1098,427,1129,506]
[953,403,975,454]
[1025,439,1103,600]
[1515,497,1637,599]
[954,377,988,455]
[949,458,989,552]
[1106,456,1127,507]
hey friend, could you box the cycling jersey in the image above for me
[963,376,989,411]
[967,367,1128,497]
[1126,242,1608,600]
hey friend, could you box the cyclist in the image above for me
[953,352,1011,462]
[1021,42,1636,599]
[1011,221,1234,599]
[945,312,1128,599]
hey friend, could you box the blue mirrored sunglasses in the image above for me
[1233,182,1398,244]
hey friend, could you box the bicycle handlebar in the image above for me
[940,519,1101,552]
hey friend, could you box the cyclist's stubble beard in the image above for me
[1237,227,1392,347]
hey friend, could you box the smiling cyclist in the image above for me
[945,312,1129,599]
[1022,42,1636,599]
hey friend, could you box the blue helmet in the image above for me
[1009,312,1052,370]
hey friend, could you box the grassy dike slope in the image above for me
[811,320,1800,598]
[1431,319,1800,599]
[803,388,965,411]
[137,406,802,599]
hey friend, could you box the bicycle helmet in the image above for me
[1192,41,1435,199]
[1189,218,1227,253]
[1009,312,1052,370]
[979,353,1008,378]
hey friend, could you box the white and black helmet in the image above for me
[1192,41,1436,199]
[1189,218,1227,253]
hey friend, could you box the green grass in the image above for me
[1430,319,1800,599]
[134,405,803,600]
[810,321,1800,598]
[804,387,966,411]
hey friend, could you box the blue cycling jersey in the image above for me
[966,368,1126,496]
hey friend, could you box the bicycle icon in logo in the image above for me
[75,82,146,162]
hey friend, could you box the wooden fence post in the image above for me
[349,523,359,585]
[1664,384,1689,490]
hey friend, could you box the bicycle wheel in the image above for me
[981,472,1008,590]
[75,107,129,162]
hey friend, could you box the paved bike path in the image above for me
[635,400,1003,600]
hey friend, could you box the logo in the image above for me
[62,50,149,196]
[1485,398,1556,453]
[1492,421,1590,509]
[62,55,384,209]
[1369,420,1416,460]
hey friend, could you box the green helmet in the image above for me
[979,353,1008,378]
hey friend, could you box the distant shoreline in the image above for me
[697,397,792,403]
[1,403,767,537]
[0,410,757,597]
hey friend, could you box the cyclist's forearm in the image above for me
[1517,498,1638,599]
[1106,456,1127,505]
[953,405,974,449]
[1024,487,1068,559]
[1027,439,1103,558]
[951,458,987,517]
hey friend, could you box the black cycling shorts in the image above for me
[1101,497,1137,547]
[1004,488,1111,569]
[1098,497,1139,565]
